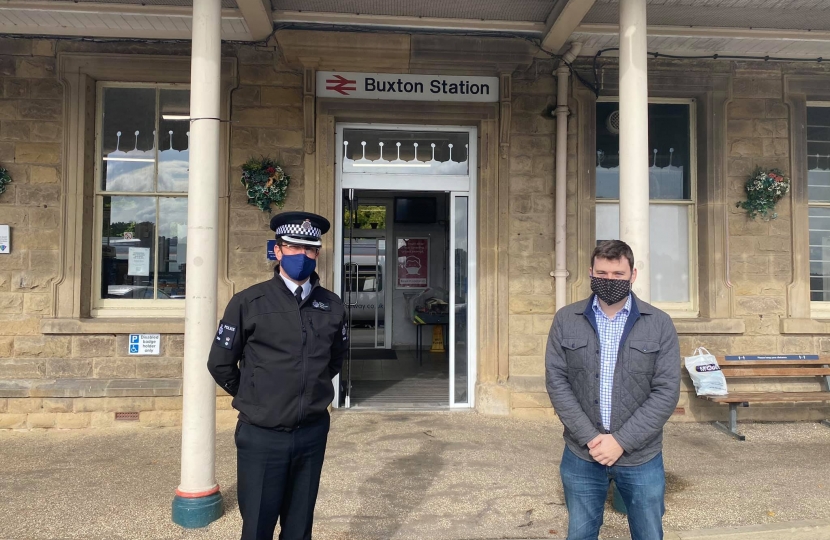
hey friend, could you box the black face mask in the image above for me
[590,276,632,306]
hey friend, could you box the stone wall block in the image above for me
[258,128,303,149]
[92,358,136,378]
[165,335,184,357]
[0,358,45,378]
[28,250,59,272]
[26,413,56,428]
[0,120,30,141]
[46,358,92,378]
[260,87,302,107]
[15,57,55,78]
[30,166,58,184]
[762,138,788,157]
[232,86,260,106]
[508,315,535,336]
[0,414,27,429]
[19,292,51,317]
[18,101,61,121]
[729,138,763,157]
[728,99,766,119]
[72,336,116,358]
[0,336,13,357]
[727,119,754,137]
[735,296,786,316]
[10,271,54,293]
[508,335,546,357]
[8,397,42,413]
[732,78,781,99]
[509,294,555,314]
[56,412,91,429]
[508,356,545,376]
[135,357,182,378]
[0,292,23,313]
[14,336,70,358]
[780,336,816,354]
[765,100,788,119]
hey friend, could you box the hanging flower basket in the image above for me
[0,167,11,198]
[240,157,290,213]
[736,167,790,221]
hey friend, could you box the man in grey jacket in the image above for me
[546,240,680,540]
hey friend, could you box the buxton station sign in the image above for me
[317,71,499,102]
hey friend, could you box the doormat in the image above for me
[351,349,398,360]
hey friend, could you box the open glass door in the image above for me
[450,193,473,407]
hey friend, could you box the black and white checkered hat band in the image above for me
[275,223,322,238]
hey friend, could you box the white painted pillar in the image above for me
[176,0,222,515]
[618,0,650,300]
[553,42,582,312]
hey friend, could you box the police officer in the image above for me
[207,211,348,540]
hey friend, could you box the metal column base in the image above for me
[713,403,746,441]
[172,492,224,528]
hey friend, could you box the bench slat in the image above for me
[704,392,830,403]
[720,368,830,377]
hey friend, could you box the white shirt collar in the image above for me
[280,274,312,300]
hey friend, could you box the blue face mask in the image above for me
[280,253,316,282]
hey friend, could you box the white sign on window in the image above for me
[128,247,150,276]
[317,71,499,102]
[128,334,160,355]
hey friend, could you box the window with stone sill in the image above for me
[594,98,698,315]
[807,102,830,316]
[93,83,190,316]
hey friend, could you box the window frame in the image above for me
[594,96,700,317]
[47,53,236,332]
[806,101,830,318]
[92,81,191,317]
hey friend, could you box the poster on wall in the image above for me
[397,238,429,288]
[128,247,151,276]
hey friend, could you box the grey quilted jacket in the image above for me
[545,293,680,466]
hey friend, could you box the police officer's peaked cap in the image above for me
[270,211,331,248]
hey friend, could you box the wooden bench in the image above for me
[698,356,830,440]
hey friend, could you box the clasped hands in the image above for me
[587,434,624,466]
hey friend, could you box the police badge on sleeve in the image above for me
[215,321,237,350]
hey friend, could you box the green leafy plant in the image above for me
[240,157,290,213]
[0,167,11,197]
[736,167,790,220]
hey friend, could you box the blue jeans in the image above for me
[559,445,665,540]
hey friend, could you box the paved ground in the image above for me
[1,412,829,540]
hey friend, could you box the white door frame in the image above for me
[332,123,477,409]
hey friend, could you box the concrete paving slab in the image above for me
[0,412,829,539]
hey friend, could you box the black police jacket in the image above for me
[207,270,348,429]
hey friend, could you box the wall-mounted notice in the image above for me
[128,334,160,355]
[128,247,150,276]
[0,225,9,254]
[397,237,429,288]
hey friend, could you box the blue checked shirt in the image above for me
[592,294,632,431]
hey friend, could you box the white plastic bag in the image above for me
[684,347,728,396]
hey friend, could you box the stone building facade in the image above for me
[1,30,829,429]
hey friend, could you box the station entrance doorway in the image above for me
[333,124,477,409]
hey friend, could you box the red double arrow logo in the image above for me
[325,75,357,95]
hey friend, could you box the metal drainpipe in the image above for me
[553,42,583,312]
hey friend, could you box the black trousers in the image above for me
[235,415,330,540]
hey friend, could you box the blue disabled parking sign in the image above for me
[128,334,160,355]
[129,335,140,354]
